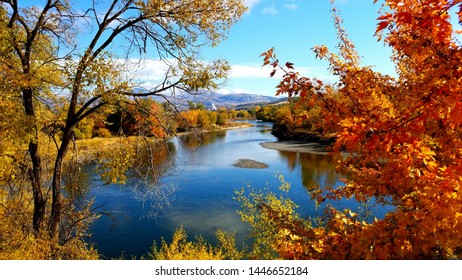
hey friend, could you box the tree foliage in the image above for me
[258,0,462,259]
[121,98,173,138]
[0,0,245,258]
[149,226,245,260]
[235,176,309,259]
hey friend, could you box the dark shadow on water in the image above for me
[277,150,339,191]
[177,130,227,150]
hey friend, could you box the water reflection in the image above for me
[63,163,92,201]
[178,130,227,150]
[129,140,177,183]
[64,140,178,220]
[66,140,176,189]
[166,201,250,244]
[277,151,339,191]
[86,121,375,258]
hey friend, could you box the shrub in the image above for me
[93,128,112,138]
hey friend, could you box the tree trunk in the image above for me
[29,141,46,233]
[22,88,46,234]
[49,127,73,240]
[48,60,83,239]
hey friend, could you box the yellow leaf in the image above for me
[425,161,438,172]
[340,119,354,128]
[312,240,324,253]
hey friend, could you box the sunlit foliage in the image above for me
[149,226,245,260]
[235,176,310,259]
[0,0,245,259]
[258,0,462,259]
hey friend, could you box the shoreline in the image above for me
[260,140,331,155]
[76,121,254,160]
[174,121,253,136]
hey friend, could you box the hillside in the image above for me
[153,91,286,110]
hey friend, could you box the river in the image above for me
[83,120,388,259]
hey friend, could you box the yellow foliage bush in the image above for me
[0,191,98,260]
[150,227,224,260]
[149,226,245,260]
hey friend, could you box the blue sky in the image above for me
[114,0,396,97]
[205,0,396,96]
[16,0,396,97]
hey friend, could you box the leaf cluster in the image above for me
[259,0,462,259]
[149,226,245,260]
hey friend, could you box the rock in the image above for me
[232,159,269,169]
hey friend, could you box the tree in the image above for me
[187,100,206,111]
[255,105,275,122]
[236,109,251,119]
[258,0,462,259]
[149,226,245,260]
[216,111,227,125]
[121,98,171,138]
[0,0,245,248]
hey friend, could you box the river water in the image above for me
[84,121,387,259]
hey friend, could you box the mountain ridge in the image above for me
[153,91,286,110]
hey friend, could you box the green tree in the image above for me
[216,111,227,125]
[247,107,256,119]
[187,100,206,111]
[206,110,217,126]
[255,106,272,121]
[228,109,238,119]
[236,109,251,119]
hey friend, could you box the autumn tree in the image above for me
[120,98,172,138]
[216,111,227,125]
[236,109,251,119]
[0,0,245,254]
[255,105,276,122]
[257,0,462,259]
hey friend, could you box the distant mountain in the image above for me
[151,91,286,110]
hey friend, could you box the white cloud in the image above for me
[284,3,298,10]
[244,0,262,10]
[123,59,324,80]
[215,87,253,95]
[284,0,299,10]
[245,0,300,16]
[229,64,275,78]
[124,59,174,81]
[117,59,336,97]
[229,63,318,79]
[262,2,278,15]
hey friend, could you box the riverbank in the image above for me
[260,141,331,155]
[75,121,253,162]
